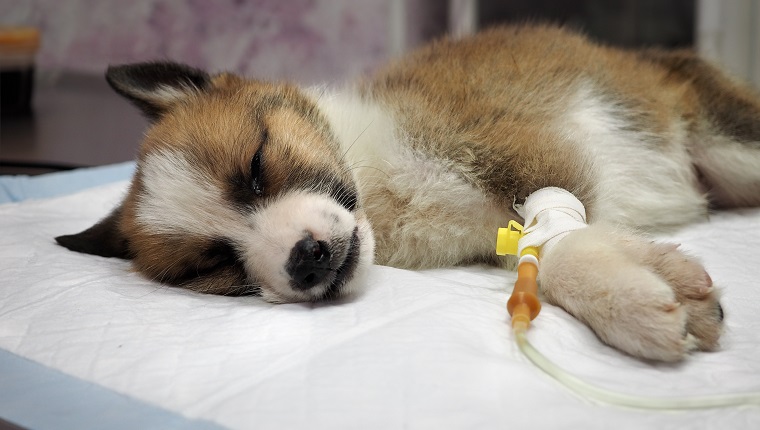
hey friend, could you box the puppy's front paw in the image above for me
[539,225,724,362]
[636,241,724,351]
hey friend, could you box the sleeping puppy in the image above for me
[56,24,760,361]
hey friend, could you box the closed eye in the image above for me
[251,130,267,196]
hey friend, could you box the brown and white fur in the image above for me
[56,25,760,362]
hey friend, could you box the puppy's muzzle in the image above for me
[287,237,332,290]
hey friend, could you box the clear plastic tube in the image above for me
[499,191,760,410]
[513,327,760,410]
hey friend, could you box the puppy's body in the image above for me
[57,25,760,361]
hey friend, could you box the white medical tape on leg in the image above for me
[514,187,588,259]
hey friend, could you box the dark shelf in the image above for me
[0,71,146,175]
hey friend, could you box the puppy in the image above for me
[56,24,760,361]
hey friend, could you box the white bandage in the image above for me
[514,187,588,259]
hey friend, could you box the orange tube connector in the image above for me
[507,248,541,330]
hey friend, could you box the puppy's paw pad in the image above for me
[643,243,713,298]
[616,298,694,362]
[684,296,724,351]
[640,243,724,352]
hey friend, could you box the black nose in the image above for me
[287,237,332,290]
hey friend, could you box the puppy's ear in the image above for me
[105,62,210,120]
[55,206,132,259]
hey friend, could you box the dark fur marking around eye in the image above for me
[272,159,359,212]
[250,129,268,197]
[307,170,359,212]
[228,171,258,209]
[331,181,358,212]
[170,239,242,284]
[250,147,264,196]
[227,130,269,209]
[204,239,239,264]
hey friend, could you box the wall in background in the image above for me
[450,0,759,89]
[697,0,760,89]
[2,1,755,86]
[0,0,447,84]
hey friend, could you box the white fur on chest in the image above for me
[314,90,511,268]
[558,83,707,230]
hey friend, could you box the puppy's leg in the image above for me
[692,134,760,209]
[539,224,723,362]
[642,50,760,208]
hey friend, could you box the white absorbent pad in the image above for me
[1,182,760,429]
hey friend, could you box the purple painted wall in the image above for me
[1,0,446,84]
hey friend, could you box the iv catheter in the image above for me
[496,220,541,332]
[497,188,760,410]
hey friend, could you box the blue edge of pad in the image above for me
[0,350,225,430]
[0,162,135,204]
[0,163,225,430]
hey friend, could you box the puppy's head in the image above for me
[56,62,374,303]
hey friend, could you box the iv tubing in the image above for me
[512,325,760,410]
[507,249,760,410]
[501,188,760,409]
